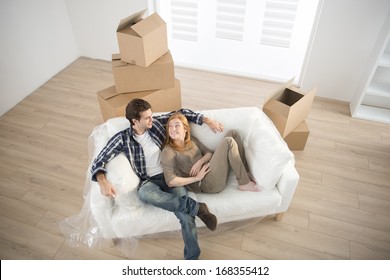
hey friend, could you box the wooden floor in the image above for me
[0,57,389,260]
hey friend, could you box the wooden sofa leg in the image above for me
[274,212,284,221]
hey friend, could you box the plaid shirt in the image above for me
[91,109,204,182]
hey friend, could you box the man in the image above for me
[91,98,224,260]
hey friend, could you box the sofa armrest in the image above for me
[274,160,299,214]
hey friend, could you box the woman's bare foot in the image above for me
[238,181,262,192]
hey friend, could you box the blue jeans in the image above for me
[137,173,201,260]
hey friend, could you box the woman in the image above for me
[161,112,261,193]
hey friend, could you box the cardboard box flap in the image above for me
[97,86,121,100]
[117,9,146,32]
[264,77,294,104]
[131,13,165,37]
[97,79,181,121]
[111,53,128,68]
[112,51,172,67]
[112,53,121,61]
[265,99,292,116]
[290,86,316,115]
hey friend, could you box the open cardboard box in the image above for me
[112,51,174,94]
[263,78,316,138]
[97,79,182,121]
[116,10,168,67]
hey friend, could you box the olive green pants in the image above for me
[200,130,250,193]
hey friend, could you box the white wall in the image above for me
[0,0,79,116]
[301,0,390,102]
[0,0,148,116]
[65,0,148,60]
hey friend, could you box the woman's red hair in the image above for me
[164,112,193,152]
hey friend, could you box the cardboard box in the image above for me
[283,120,310,150]
[112,51,175,93]
[116,10,168,67]
[263,78,316,138]
[97,79,182,121]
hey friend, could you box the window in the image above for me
[155,0,320,84]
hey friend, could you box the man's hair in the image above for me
[125,99,152,125]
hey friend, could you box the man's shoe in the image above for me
[197,202,217,231]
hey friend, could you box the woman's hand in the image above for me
[190,160,204,176]
[195,163,211,181]
[168,163,211,187]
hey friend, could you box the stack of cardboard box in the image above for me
[97,10,181,121]
[263,79,316,151]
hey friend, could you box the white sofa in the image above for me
[61,107,299,249]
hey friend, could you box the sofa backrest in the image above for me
[190,107,268,149]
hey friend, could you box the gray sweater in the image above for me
[161,137,212,193]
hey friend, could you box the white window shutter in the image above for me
[260,0,299,48]
[171,0,198,41]
[216,0,247,41]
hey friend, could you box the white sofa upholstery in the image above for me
[62,107,299,248]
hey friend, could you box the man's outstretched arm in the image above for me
[202,116,224,133]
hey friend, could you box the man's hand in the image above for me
[203,117,224,133]
[96,172,117,198]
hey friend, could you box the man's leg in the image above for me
[137,178,198,216]
[168,186,201,260]
[138,179,201,259]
